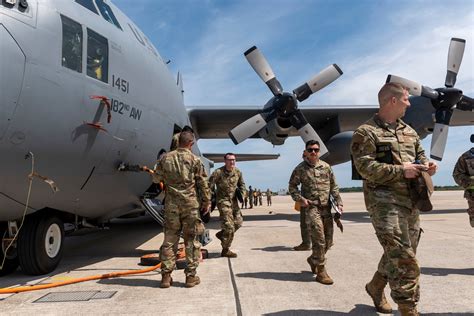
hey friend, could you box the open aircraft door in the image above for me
[0,25,25,140]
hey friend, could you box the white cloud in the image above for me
[115,0,473,188]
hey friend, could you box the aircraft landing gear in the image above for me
[0,222,19,276]
[17,214,64,275]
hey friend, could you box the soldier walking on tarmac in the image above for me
[152,130,211,288]
[351,82,438,315]
[452,134,474,227]
[248,186,254,209]
[209,153,247,258]
[266,188,272,206]
[289,140,343,285]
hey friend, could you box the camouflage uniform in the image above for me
[266,189,272,206]
[153,148,211,277]
[452,148,474,226]
[248,187,254,208]
[209,167,247,249]
[288,160,342,267]
[351,114,428,307]
[258,190,263,206]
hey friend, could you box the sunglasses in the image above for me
[306,148,320,153]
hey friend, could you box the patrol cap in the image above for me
[411,171,434,212]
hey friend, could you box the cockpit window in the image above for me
[61,15,83,73]
[87,28,108,83]
[95,0,122,30]
[75,0,98,14]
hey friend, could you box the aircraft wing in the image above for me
[187,105,379,139]
[202,153,280,163]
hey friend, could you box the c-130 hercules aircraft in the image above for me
[0,0,472,276]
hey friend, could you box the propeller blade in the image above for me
[244,46,283,96]
[293,64,343,102]
[457,95,474,111]
[386,75,439,100]
[445,38,466,88]
[289,110,328,157]
[228,113,267,145]
[430,123,450,161]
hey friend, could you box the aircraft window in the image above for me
[75,0,99,14]
[61,15,83,73]
[87,28,108,83]
[95,0,122,30]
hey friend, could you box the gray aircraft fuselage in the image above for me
[0,0,195,222]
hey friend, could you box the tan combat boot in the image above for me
[221,248,238,258]
[365,271,392,314]
[160,273,173,288]
[316,265,334,285]
[185,275,201,288]
[293,243,311,251]
[398,304,419,316]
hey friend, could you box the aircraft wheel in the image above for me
[18,214,64,275]
[0,223,19,276]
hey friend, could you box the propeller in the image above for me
[229,46,343,157]
[386,37,472,161]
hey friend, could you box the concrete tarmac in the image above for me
[0,191,472,315]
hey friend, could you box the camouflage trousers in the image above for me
[467,194,474,227]
[367,202,421,307]
[299,207,311,246]
[218,201,243,249]
[160,203,204,277]
[306,205,334,266]
[267,196,272,206]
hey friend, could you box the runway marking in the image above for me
[227,258,242,316]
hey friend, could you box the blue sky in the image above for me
[113,0,473,190]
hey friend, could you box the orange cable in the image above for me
[0,247,187,294]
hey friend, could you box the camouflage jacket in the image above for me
[452,148,474,196]
[152,148,211,208]
[209,167,247,204]
[288,160,342,206]
[351,114,428,207]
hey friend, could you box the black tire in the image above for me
[0,223,19,276]
[18,214,64,275]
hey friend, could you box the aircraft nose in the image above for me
[0,24,26,140]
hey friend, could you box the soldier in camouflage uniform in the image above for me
[258,189,263,206]
[351,82,438,316]
[152,131,211,288]
[266,189,272,206]
[452,135,474,227]
[248,186,254,209]
[289,140,343,285]
[209,153,247,258]
[169,125,194,151]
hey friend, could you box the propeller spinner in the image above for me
[229,46,343,157]
[386,38,472,161]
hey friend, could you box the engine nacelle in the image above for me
[258,118,294,145]
[403,97,436,139]
[321,131,354,166]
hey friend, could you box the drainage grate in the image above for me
[34,291,117,303]
[91,291,117,300]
